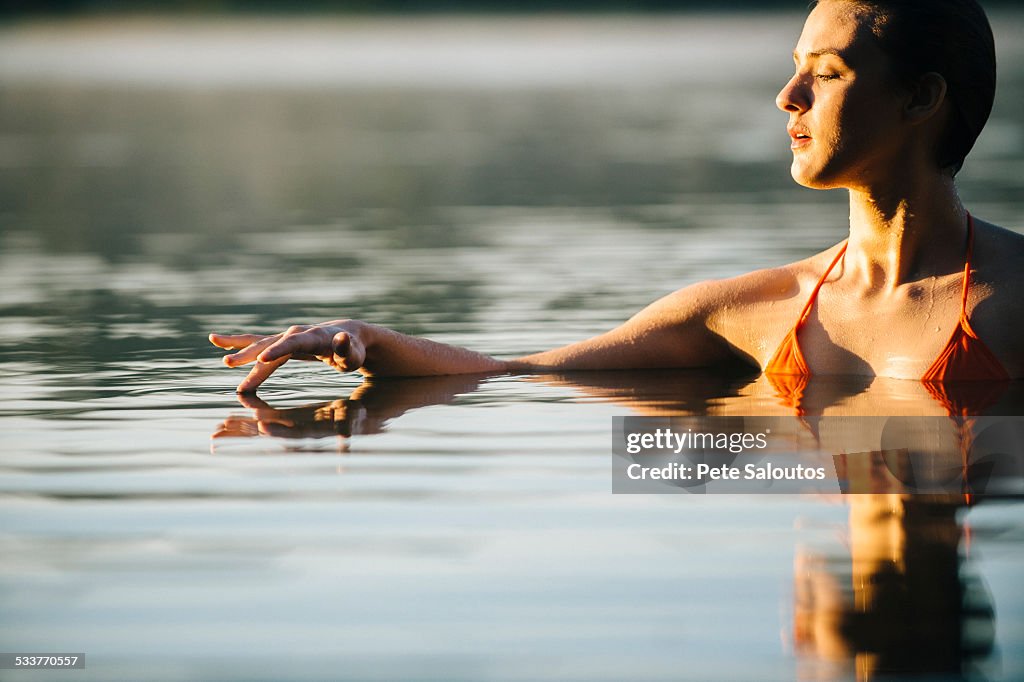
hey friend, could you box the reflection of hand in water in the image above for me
[213,392,373,440]
[211,374,489,442]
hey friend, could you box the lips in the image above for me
[788,124,812,149]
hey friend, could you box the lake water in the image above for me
[2,12,1024,681]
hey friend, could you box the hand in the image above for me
[209,320,370,393]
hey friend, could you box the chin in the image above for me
[790,160,845,190]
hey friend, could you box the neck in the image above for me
[845,174,967,291]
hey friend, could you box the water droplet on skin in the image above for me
[934,327,941,333]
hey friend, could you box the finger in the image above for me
[257,415,296,429]
[224,335,281,368]
[237,355,290,394]
[258,421,301,439]
[332,331,366,372]
[333,331,351,357]
[209,333,268,350]
[212,418,260,438]
[259,329,330,364]
[221,327,328,365]
[236,392,273,410]
[347,380,374,402]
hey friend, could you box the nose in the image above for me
[776,73,810,113]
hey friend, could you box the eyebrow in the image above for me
[793,48,849,61]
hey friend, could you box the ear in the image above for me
[904,72,948,123]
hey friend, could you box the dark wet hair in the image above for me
[812,0,997,175]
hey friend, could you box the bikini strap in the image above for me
[797,216,969,328]
[796,241,848,327]
[960,213,975,321]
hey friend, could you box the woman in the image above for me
[211,0,1023,398]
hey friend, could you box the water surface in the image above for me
[2,13,1024,681]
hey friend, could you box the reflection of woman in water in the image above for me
[211,0,1022,406]
[793,493,995,680]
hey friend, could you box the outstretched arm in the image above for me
[210,281,737,392]
[508,282,735,371]
[210,321,505,392]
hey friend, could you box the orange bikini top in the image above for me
[765,215,1009,415]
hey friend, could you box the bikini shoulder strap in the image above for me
[960,213,975,321]
[796,241,848,327]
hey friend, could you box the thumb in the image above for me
[332,330,366,372]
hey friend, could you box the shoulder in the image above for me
[614,241,845,368]
[972,219,1024,302]
[694,241,848,311]
[641,242,845,345]
[974,218,1024,278]
[967,218,1024,376]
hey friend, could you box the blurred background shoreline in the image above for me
[7,0,1014,17]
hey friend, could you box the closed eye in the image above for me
[815,74,840,81]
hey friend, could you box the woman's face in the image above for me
[776,1,908,190]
